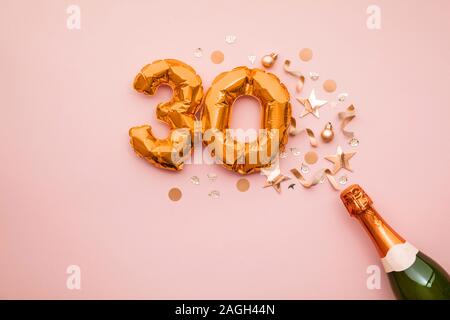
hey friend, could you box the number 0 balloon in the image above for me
[202,67,292,174]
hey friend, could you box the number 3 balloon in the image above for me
[129,59,204,171]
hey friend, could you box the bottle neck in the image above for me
[355,206,405,258]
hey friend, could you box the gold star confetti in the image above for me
[260,157,281,180]
[325,146,356,174]
[260,158,290,193]
[296,89,328,118]
[263,174,291,193]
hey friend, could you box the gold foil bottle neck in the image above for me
[340,184,373,216]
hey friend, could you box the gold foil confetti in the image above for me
[290,168,340,191]
[304,151,319,165]
[236,178,250,192]
[338,104,356,138]
[211,50,224,64]
[299,48,313,62]
[323,79,337,93]
[168,187,182,201]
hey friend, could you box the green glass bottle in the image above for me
[340,184,450,300]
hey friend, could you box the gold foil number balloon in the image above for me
[129,59,203,171]
[202,67,292,174]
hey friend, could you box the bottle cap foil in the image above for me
[340,184,373,216]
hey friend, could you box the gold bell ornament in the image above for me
[261,53,278,68]
[321,122,335,143]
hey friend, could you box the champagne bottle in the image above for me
[340,184,450,300]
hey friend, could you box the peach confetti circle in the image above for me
[168,187,182,201]
[304,151,319,165]
[236,178,250,192]
[323,79,337,93]
[211,50,224,64]
[299,48,313,62]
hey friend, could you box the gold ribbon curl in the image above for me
[338,104,356,138]
[288,117,318,147]
[290,168,340,191]
[284,60,305,93]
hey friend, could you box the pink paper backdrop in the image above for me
[1,0,449,299]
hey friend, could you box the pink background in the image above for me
[1,0,449,299]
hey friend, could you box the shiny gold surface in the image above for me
[129,59,203,171]
[202,66,291,174]
[261,53,278,68]
[320,122,335,143]
[340,184,373,216]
